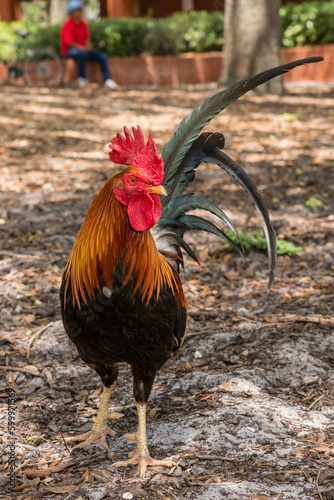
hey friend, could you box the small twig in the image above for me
[189,309,220,319]
[263,314,334,326]
[169,457,182,475]
[308,394,326,410]
[0,250,40,260]
[0,365,41,376]
[217,335,244,351]
[147,488,164,497]
[274,331,301,348]
[298,466,308,480]
[187,454,238,462]
[59,430,72,454]
[15,459,30,473]
[316,468,324,500]
[185,329,215,339]
[236,315,259,323]
[26,324,52,361]
[158,485,178,500]
[63,451,106,471]
[143,472,160,488]
[18,459,60,468]
[0,386,18,393]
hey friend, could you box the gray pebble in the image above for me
[0,308,14,323]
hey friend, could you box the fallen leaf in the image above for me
[249,495,280,499]
[23,459,75,478]
[149,406,159,418]
[90,469,115,483]
[41,485,79,494]
[310,446,330,453]
[23,468,52,479]
[13,478,40,492]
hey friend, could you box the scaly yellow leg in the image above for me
[114,402,175,477]
[65,383,123,452]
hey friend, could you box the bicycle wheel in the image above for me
[23,48,64,87]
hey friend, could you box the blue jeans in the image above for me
[66,49,112,81]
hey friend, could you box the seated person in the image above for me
[60,0,118,89]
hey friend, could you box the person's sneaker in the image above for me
[104,79,119,90]
[77,77,88,88]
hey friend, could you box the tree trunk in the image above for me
[49,0,68,24]
[0,0,21,21]
[219,0,283,94]
[100,0,139,17]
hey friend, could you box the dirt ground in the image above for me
[0,82,333,500]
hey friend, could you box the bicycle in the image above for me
[0,31,64,87]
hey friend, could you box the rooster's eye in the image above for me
[129,177,137,185]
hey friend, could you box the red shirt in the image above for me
[60,18,90,56]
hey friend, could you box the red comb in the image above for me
[109,126,164,185]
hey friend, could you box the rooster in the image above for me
[60,57,322,477]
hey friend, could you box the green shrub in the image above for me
[170,11,223,53]
[24,24,61,51]
[305,195,323,210]
[89,11,223,58]
[227,231,302,257]
[0,21,32,60]
[143,17,183,56]
[21,0,48,25]
[89,17,149,57]
[280,1,334,47]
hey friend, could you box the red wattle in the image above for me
[128,193,161,231]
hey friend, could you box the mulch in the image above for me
[0,82,333,499]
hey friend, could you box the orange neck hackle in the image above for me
[64,172,185,309]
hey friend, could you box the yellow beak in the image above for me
[147,184,168,196]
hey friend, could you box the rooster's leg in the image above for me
[65,383,123,452]
[114,402,175,477]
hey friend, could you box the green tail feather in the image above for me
[161,193,240,241]
[177,214,244,259]
[162,57,323,183]
[158,57,323,289]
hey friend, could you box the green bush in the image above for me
[169,11,223,53]
[143,17,183,56]
[89,11,223,58]
[89,17,149,57]
[227,231,302,257]
[25,24,61,51]
[0,21,32,60]
[1,2,334,61]
[280,1,334,47]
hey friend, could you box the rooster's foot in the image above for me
[65,383,123,453]
[114,454,175,478]
[66,422,117,452]
[114,402,174,477]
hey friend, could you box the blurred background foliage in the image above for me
[0,1,333,61]
[281,1,334,47]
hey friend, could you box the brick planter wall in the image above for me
[63,52,224,86]
[281,45,334,82]
[1,45,333,87]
